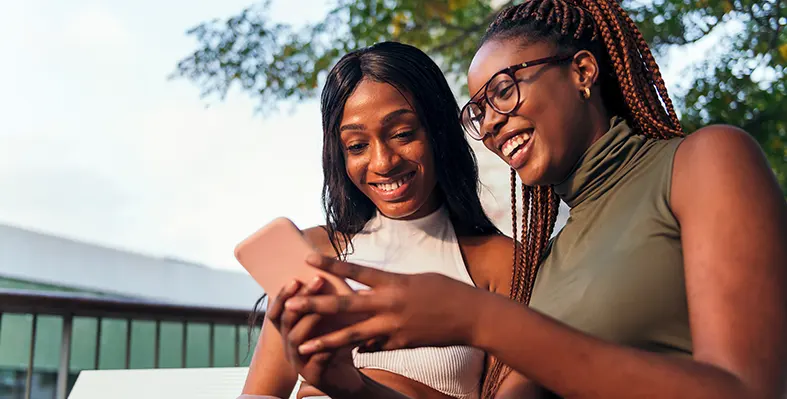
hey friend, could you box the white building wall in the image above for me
[0,224,262,309]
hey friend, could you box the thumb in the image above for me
[306,253,333,268]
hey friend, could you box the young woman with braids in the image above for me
[271,1,787,398]
[239,42,522,399]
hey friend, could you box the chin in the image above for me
[377,198,428,220]
[515,164,549,187]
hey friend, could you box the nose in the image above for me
[369,141,402,175]
[480,104,508,139]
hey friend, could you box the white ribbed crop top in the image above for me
[343,206,484,399]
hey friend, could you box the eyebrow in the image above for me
[339,108,415,132]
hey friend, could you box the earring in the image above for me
[581,87,591,100]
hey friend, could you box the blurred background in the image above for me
[0,0,784,397]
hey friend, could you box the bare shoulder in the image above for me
[671,124,783,218]
[302,226,340,258]
[458,233,517,296]
[675,124,765,166]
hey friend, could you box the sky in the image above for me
[0,0,718,272]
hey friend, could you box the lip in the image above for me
[495,128,534,152]
[508,134,535,169]
[368,171,416,201]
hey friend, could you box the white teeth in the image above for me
[502,132,532,157]
[375,175,410,192]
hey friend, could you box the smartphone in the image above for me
[234,217,355,297]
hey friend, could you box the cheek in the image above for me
[518,86,553,118]
[405,144,436,183]
[421,153,437,185]
[520,87,572,146]
[482,137,497,154]
[344,157,367,187]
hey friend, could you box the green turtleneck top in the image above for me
[530,117,692,356]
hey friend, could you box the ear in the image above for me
[570,50,600,91]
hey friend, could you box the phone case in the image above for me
[234,218,354,296]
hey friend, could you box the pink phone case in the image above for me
[234,218,354,297]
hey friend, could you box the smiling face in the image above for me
[467,39,603,186]
[339,79,440,219]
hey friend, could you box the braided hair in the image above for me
[478,1,685,397]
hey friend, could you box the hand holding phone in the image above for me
[234,218,355,297]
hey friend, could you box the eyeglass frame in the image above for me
[460,54,576,140]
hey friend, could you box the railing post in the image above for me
[154,320,161,369]
[234,324,240,366]
[24,314,38,399]
[181,321,188,368]
[56,314,73,399]
[125,318,132,369]
[94,317,102,369]
[208,322,215,367]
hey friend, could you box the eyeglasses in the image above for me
[460,54,575,140]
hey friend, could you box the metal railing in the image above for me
[0,288,259,399]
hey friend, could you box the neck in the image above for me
[583,104,613,149]
[386,189,443,221]
[554,116,639,208]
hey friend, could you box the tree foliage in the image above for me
[629,0,786,191]
[173,0,786,193]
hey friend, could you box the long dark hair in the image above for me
[479,1,685,397]
[321,41,499,258]
[246,42,500,358]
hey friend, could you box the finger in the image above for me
[301,351,332,373]
[297,318,389,355]
[302,276,325,295]
[284,293,387,315]
[357,337,385,353]
[279,306,305,333]
[286,313,323,346]
[278,278,329,332]
[305,254,399,287]
[266,280,302,323]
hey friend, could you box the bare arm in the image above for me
[241,226,340,397]
[241,303,299,397]
[460,234,542,398]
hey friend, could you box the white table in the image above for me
[67,367,300,399]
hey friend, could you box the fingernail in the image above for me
[308,276,324,290]
[298,340,321,354]
[286,280,299,292]
[285,298,305,310]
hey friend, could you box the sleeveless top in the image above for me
[530,116,692,356]
[346,206,485,399]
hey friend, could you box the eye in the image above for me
[497,83,516,100]
[470,104,486,123]
[393,130,415,140]
[346,143,367,154]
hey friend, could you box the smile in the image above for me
[502,131,532,158]
[369,171,416,200]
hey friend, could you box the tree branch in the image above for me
[429,30,474,53]
[429,2,513,54]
